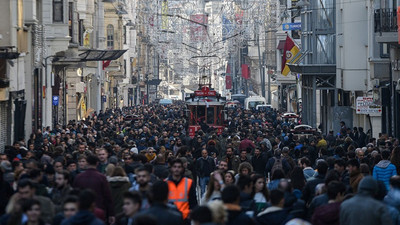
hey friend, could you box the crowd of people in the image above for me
[0,102,400,225]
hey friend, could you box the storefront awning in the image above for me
[79,50,127,61]
[56,49,128,63]
[287,64,336,75]
[0,46,20,59]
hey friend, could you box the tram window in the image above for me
[197,106,206,122]
[207,107,215,124]
[189,107,195,125]
[216,106,221,125]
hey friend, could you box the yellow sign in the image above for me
[162,0,168,30]
[84,32,90,48]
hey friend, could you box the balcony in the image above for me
[374,9,398,43]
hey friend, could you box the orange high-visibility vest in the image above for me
[167,177,193,219]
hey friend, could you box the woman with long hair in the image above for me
[391,147,400,175]
[107,166,132,213]
[22,198,46,225]
[267,168,285,191]
[224,170,235,185]
[290,166,306,199]
[201,172,222,205]
[252,174,269,214]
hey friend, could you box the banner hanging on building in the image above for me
[226,75,232,89]
[161,0,169,30]
[190,14,208,42]
[241,64,250,79]
[397,6,400,44]
[222,15,234,41]
[281,35,301,76]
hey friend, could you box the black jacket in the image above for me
[196,156,216,177]
[302,174,325,204]
[256,208,291,225]
[226,209,254,225]
[251,153,267,175]
[136,203,183,225]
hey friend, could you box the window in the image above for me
[381,43,390,58]
[68,2,73,42]
[107,25,114,50]
[207,107,215,124]
[78,19,84,46]
[316,34,335,64]
[53,0,64,23]
[123,26,127,44]
[124,59,127,76]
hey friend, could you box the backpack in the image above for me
[271,157,283,176]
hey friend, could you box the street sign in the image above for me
[356,97,382,114]
[52,96,59,106]
[195,86,217,97]
[282,23,301,31]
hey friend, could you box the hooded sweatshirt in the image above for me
[373,160,397,190]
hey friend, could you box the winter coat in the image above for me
[312,202,341,225]
[108,176,132,213]
[222,155,241,173]
[303,168,317,181]
[302,174,325,204]
[51,185,73,213]
[349,170,363,193]
[61,210,104,225]
[308,193,329,219]
[265,156,291,176]
[373,160,398,190]
[340,193,393,225]
[136,203,183,225]
[196,156,216,177]
[385,188,400,211]
[153,163,169,179]
[73,168,114,216]
[256,206,291,225]
[251,153,267,175]
[225,204,255,225]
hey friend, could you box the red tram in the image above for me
[186,86,226,137]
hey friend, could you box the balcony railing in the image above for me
[375,9,397,32]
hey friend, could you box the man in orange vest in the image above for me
[166,158,197,222]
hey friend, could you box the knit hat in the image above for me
[358,176,378,194]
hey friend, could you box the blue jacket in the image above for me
[373,160,397,190]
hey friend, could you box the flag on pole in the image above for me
[281,35,301,76]
[102,60,111,70]
[241,64,250,79]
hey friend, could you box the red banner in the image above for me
[241,64,250,79]
[398,7,400,44]
[226,75,232,89]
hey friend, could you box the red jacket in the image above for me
[239,138,255,152]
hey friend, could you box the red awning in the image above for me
[277,40,286,50]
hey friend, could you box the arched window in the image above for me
[107,24,114,50]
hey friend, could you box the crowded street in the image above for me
[0,103,399,225]
[1,0,400,224]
